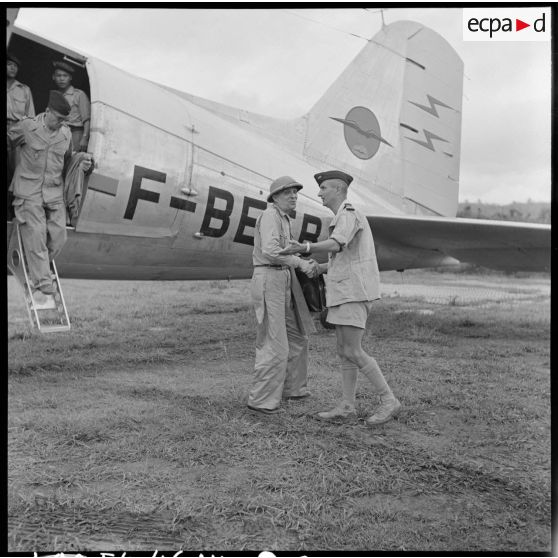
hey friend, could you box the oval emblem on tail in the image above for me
[330,106,392,160]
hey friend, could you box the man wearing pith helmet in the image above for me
[279,170,401,425]
[246,176,319,415]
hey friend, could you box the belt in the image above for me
[68,125,84,130]
[254,264,290,270]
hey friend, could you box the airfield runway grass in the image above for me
[7,270,550,552]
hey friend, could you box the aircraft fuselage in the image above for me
[64,59,335,280]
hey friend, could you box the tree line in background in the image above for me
[457,201,550,223]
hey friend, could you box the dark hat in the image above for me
[7,52,20,66]
[267,176,303,202]
[314,170,354,186]
[53,60,75,74]
[47,90,71,116]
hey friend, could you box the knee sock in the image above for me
[340,362,358,406]
[359,356,394,399]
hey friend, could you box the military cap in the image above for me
[53,60,75,74]
[7,52,20,66]
[267,176,303,202]
[314,170,354,186]
[47,90,71,116]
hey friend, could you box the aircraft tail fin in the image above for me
[302,21,464,217]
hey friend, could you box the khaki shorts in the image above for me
[327,301,375,329]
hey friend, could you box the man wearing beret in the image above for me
[52,60,91,152]
[247,176,319,415]
[279,170,400,425]
[8,90,92,295]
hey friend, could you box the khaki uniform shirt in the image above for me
[8,113,72,204]
[7,80,35,122]
[325,202,381,307]
[252,204,303,268]
[63,86,91,127]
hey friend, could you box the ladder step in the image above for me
[39,325,71,333]
[8,223,71,333]
[31,293,57,310]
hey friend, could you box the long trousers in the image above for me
[13,198,67,290]
[248,267,308,410]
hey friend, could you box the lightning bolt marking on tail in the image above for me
[406,129,449,152]
[409,94,453,118]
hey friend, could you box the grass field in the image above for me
[7,270,551,552]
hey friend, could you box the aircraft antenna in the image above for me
[283,10,370,42]
[363,7,386,28]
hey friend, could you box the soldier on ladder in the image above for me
[7,90,92,297]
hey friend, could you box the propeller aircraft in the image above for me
[6,10,550,287]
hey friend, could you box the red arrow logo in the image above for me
[516,18,530,31]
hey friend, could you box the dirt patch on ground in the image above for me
[8,273,550,552]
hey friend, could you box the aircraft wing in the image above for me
[369,215,550,272]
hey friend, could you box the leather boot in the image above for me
[366,396,401,426]
[316,401,357,421]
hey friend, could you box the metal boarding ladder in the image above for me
[7,223,71,333]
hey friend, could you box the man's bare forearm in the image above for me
[308,238,340,254]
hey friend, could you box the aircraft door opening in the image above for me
[7,27,92,226]
[7,30,90,135]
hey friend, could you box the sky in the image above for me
[14,6,552,204]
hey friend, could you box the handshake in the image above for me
[279,240,321,278]
[298,258,320,278]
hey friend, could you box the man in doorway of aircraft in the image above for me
[8,90,92,296]
[52,60,90,152]
[7,53,35,128]
[7,52,35,215]
[279,170,401,426]
[247,176,319,415]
